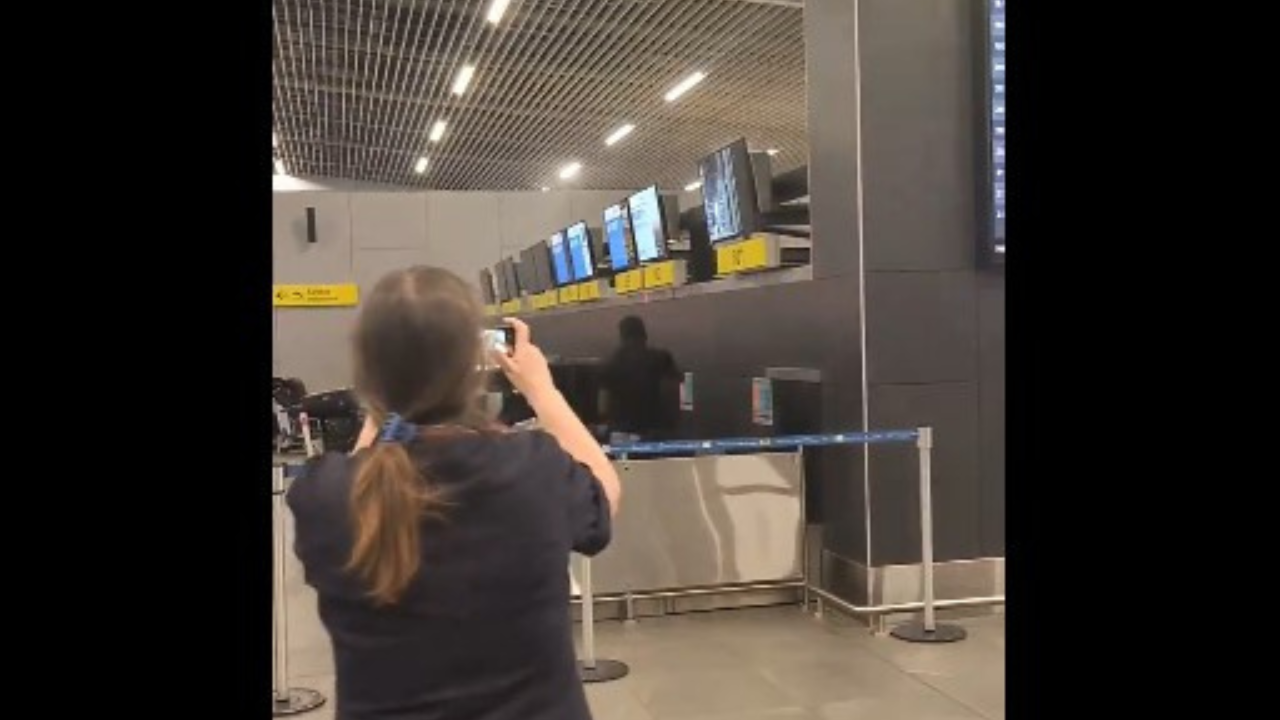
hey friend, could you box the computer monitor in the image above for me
[518,246,540,294]
[502,257,522,299]
[478,268,497,305]
[493,261,510,302]
[548,230,573,287]
[529,241,554,293]
[627,186,668,264]
[565,221,596,282]
[515,251,538,295]
[603,202,636,272]
[699,138,762,244]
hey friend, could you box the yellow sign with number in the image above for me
[530,291,559,311]
[642,261,677,289]
[614,269,645,295]
[716,235,770,275]
[577,281,602,302]
[483,304,498,317]
[500,299,523,315]
[558,285,580,304]
[273,284,359,308]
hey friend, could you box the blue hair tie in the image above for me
[378,413,418,444]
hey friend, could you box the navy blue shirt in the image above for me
[287,429,612,720]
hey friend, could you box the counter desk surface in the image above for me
[275,445,808,601]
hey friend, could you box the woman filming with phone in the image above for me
[288,266,621,720]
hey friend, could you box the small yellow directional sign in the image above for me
[273,284,359,308]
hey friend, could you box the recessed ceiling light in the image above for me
[540,186,550,192]
[429,120,447,143]
[451,64,477,96]
[684,181,702,192]
[664,71,706,102]
[767,148,781,156]
[414,156,429,174]
[605,123,636,146]
[558,162,582,180]
[272,132,279,149]
[486,0,512,25]
[274,158,287,176]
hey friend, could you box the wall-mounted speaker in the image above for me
[305,207,317,244]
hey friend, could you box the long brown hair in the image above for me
[347,266,487,606]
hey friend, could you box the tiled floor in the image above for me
[276,513,1004,720]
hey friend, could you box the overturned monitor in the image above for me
[548,230,573,287]
[603,201,637,272]
[627,186,669,264]
[700,138,763,244]
[565,221,597,282]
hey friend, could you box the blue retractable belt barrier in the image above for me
[275,429,920,478]
[603,429,919,458]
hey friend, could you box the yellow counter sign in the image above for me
[273,284,359,308]
[614,269,644,295]
[716,235,770,275]
[642,261,677,289]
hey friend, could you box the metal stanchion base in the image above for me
[578,659,630,683]
[889,622,967,643]
[272,688,327,716]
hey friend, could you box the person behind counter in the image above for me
[287,265,621,720]
[599,315,681,442]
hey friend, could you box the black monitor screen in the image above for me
[700,138,761,244]
[502,257,521,299]
[515,252,538,295]
[534,242,554,292]
[523,243,546,293]
[478,269,496,305]
[985,0,1006,259]
[603,202,636,271]
[548,231,572,286]
[627,186,668,264]
[566,222,596,281]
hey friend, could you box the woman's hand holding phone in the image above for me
[490,318,555,403]
[490,318,621,516]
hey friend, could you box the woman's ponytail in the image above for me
[346,440,437,606]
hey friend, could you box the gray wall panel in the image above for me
[978,272,1005,555]
[805,0,863,281]
[350,192,428,250]
[867,381,981,565]
[272,192,352,283]
[861,0,974,272]
[864,270,978,385]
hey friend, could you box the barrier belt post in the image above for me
[890,427,968,644]
[299,413,316,457]
[576,556,628,683]
[272,466,327,716]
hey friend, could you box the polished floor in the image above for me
[277,513,1004,720]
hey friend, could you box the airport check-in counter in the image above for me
[571,447,807,619]
[568,369,823,619]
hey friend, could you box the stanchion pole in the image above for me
[575,556,629,682]
[581,555,596,670]
[272,466,326,716]
[890,427,967,643]
[299,413,316,457]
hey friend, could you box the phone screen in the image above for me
[481,327,515,357]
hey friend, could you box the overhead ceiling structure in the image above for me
[272,0,807,191]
